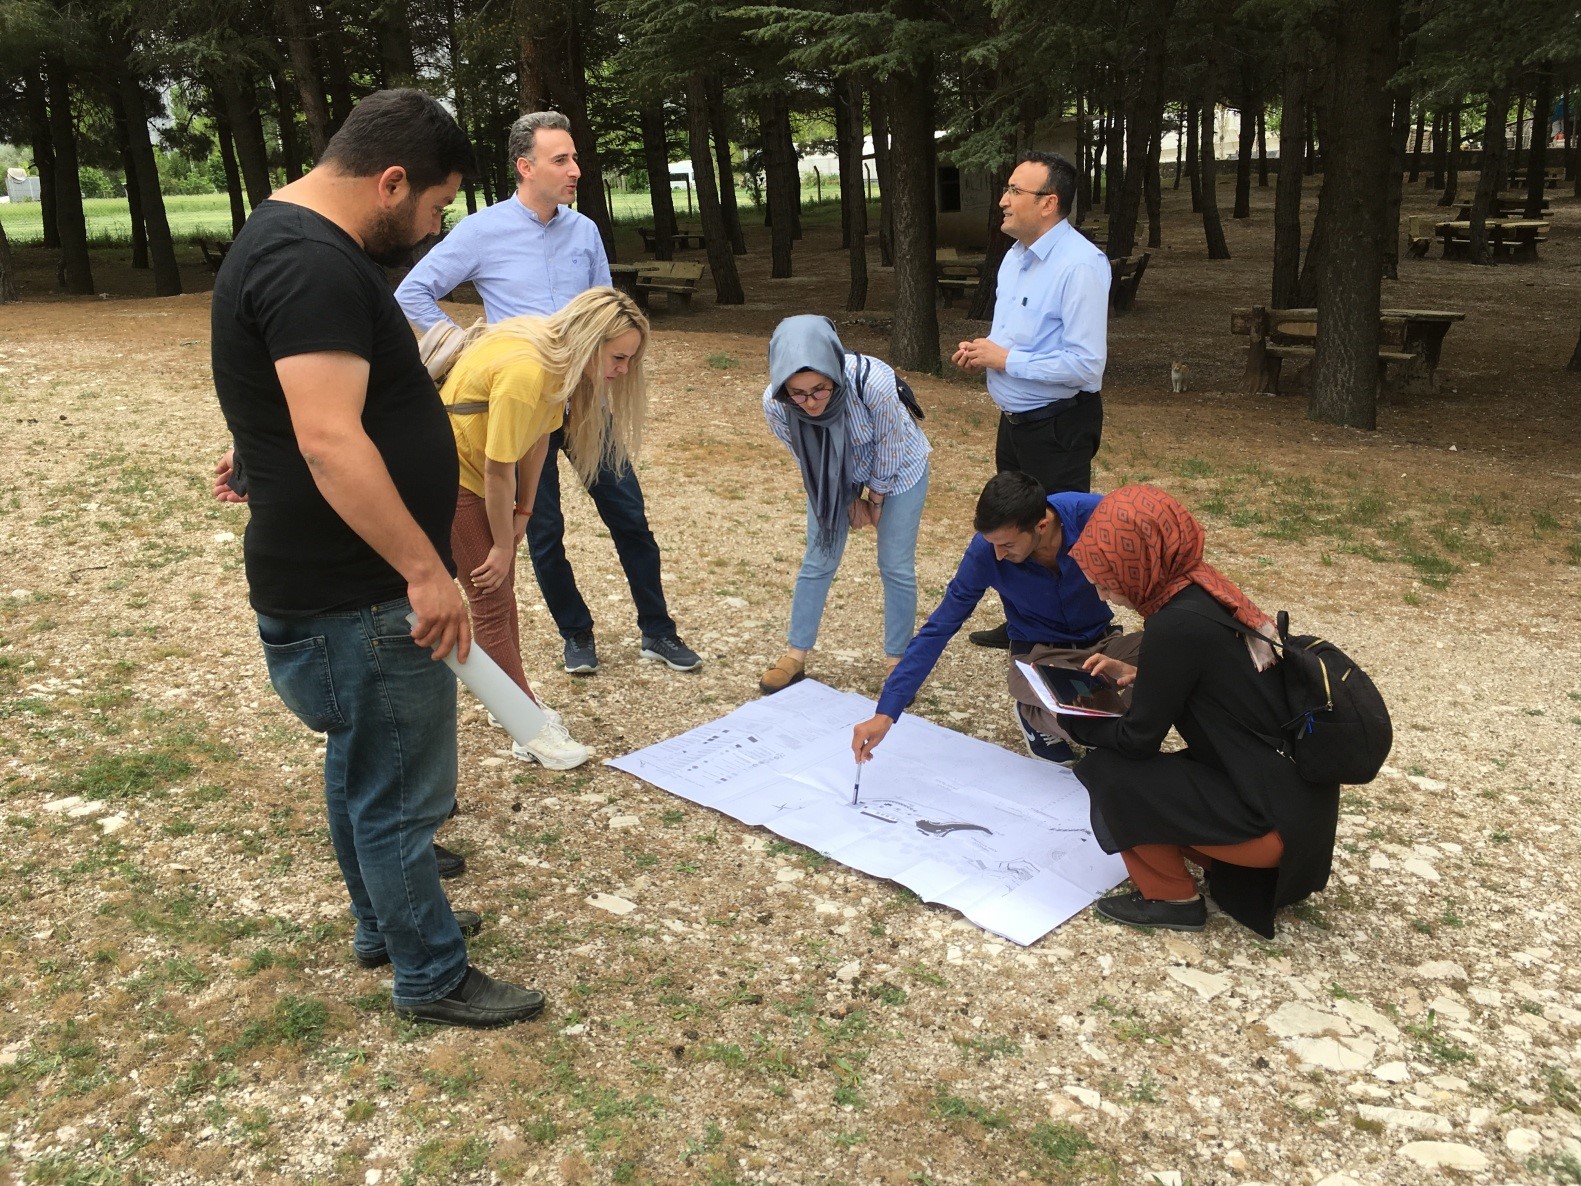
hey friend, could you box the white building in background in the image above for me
[6,167,41,203]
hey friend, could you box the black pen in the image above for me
[852,759,863,806]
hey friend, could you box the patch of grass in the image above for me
[1406,1011,1475,1066]
[955,1033,1021,1061]
[1527,1152,1581,1184]
[1027,1119,1092,1164]
[931,1085,1010,1129]
[706,353,738,369]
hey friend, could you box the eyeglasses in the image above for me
[1002,183,1055,199]
[785,382,834,403]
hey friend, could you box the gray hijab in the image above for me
[769,315,856,550]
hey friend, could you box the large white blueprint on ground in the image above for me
[606,680,1125,945]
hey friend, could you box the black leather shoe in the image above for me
[434,841,466,879]
[1094,891,1207,932]
[356,909,483,969]
[395,966,546,1028]
[968,621,1011,649]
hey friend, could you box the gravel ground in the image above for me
[2,192,1581,1186]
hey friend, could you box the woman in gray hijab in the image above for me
[759,315,932,694]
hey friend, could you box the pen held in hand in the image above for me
[852,760,863,806]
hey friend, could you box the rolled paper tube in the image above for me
[405,613,547,746]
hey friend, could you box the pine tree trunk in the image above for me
[1381,92,1410,282]
[113,91,149,271]
[1106,76,1125,216]
[870,88,894,268]
[1234,60,1256,218]
[116,54,182,296]
[1145,120,1163,247]
[1257,105,1268,186]
[1308,0,1400,430]
[1107,0,1174,261]
[1185,101,1200,212]
[25,70,59,250]
[760,93,795,278]
[1272,58,1307,309]
[1509,91,1526,187]
[45,54,94,295]
[837,76,868,312]
[275,0,333,158]
[320,19,355,132]
[1524,64,1553,218]
[1172,102,1183,190]
[1304,106,1317,175]
[1427,107,1445,188]
[1074,92,1093,221]
[1438,105,1459,206]
[373,1,416,87]
[218,77,273,212]
[639,95,676,261]
[884,60,939,373]
[1466,87,1511,265]
[216,112,247,235]
[0,219,18,302]
[782,113,802,239]
[684,72,743,304]
[833,82,854,249]
[271,66,303,182]
[967,167,1010,322]
[705,75,746,255]
[1569,326,1581,372]
[1199,103,1230,259]
[1408,103,1425,181]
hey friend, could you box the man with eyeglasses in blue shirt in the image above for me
[952,150,1110,651]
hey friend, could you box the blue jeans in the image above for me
[527,427,676,641]
[256,597,467,1007]
[787,464,929,658]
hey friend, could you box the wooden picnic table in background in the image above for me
[1435,218,1550,262]
[1231,305,1465,396]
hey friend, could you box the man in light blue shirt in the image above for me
[953,150,1110,649]
[396,111,700,679]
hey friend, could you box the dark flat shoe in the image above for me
[434,841,466,879]
[1094,890,1206,932]
[395,966,546,1029]
[968,621,1011,649]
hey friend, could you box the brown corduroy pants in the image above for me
[451,488,534,699]
[1120,831,1285,900]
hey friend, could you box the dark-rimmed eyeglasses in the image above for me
[1002,183,1055,199]
[784,382,834,403]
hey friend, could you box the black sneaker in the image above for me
[969,621,1011,649]
[396,966,546,1029]
[640,634,702,672]
[356,909,483,968]
[563,631,599,674]
[433,841,466,879]
[1012,703,1077,766]
[1093,891,1207,932]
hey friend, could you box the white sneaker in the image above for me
[511,709,590,770]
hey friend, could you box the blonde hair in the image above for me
[472,287,650,486]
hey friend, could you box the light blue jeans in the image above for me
[256,597,468,1007]
[787,464,929,658]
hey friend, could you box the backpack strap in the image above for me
[445,400,489,416]
[1169,602,1300,760]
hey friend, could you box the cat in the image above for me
[1170,361,1189,393]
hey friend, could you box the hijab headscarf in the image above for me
[1070,484,1281,671]
[768,315,858,550]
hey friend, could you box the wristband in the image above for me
[514,503,531,517]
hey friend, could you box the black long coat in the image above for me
[1066,585,1340,938]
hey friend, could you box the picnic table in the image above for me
[608,261,647,302]
[1108,254,1150,315]
[934,256,982,306]
[636,227,708,255]
[1436,218,1549,262]
[1231,305,1465,396]
[633,260,706,311]
[1457,195,1550,221]
[1510,168,1564,190]
[199,239,231,274]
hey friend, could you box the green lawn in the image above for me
[0,186,828,246]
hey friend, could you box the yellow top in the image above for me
[440,333,566,499]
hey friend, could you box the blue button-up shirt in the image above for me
[395,196,611,327]
[985,220,1110,413]
[876,492,1113,720]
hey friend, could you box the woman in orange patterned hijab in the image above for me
[1059,484,1339,939]
[1070,484,1279,671]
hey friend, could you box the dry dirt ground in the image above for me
[2,181,1580,1186]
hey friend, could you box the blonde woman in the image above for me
[443,286,649,768]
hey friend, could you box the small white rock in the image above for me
[1395,1140,1487,1171]
[1357,1104,1451,1134]
[607,815,639,829]
[1413,960,1468,982]
[1145,1173,1182,1186]
[366,1171,383,1186]
[1505,1128,1542,1155]
[1166,967,1231,1001]
[1064,1085,1101,1109]
[585,893,636,916]
[834,960,861,983]
[1401,858,1439,881]
[99,815,129,834]
[1372,1061,1411,1083]
[1289,1036,1376,1071]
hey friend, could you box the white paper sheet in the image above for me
[607,680,1125,945]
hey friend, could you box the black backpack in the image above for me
[1188,607,1393,786]
[852,353,925,421]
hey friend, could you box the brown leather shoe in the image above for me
[758,654,806,695]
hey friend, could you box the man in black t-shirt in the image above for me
[211,89,544,1029]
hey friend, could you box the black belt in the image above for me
[1001,390,1098,426]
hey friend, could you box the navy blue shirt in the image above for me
[876,492,1113,719]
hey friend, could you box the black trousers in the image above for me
[994,391,1104,494]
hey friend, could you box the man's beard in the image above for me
[364,200,422,267]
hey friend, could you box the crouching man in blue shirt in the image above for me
[851,470,1141,767]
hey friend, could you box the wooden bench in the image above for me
[1457,195,1550,221]
[1406,216,1438,258]
[1109,253,1150,314]
[634,260,706,311]
[1510,168,1564,190]
[935,258,981,306]
[199,239,231,274]
[1231,306,1418,396]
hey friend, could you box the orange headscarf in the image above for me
[1070,485,1280,670]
